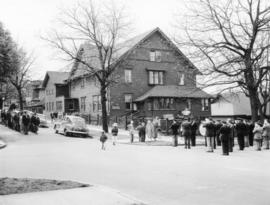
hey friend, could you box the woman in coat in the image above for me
[146,120,154,141]
[253,122,263,151]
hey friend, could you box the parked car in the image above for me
[54,115,91,138]
[37,114,49,128]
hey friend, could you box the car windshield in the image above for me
[70,117,86,127]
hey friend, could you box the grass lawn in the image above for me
[0,177,90,195]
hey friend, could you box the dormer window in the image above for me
[149,50,162,62]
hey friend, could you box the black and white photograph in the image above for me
[1,0,270,204]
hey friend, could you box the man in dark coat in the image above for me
[248,121,254,146]
[13,113,20,132]
[235,119,246,150]
[182,118,192,149]
[170,120,180,147]
[203,118,216,152]
[190,119,198,146]
[215,120,222,146]
[137,122,146,142]
[219,121,231,155]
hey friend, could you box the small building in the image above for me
[42,71,79,117]
[24,80,45,113]
[68,27,212,126]
[211,92,270,120]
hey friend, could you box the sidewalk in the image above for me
[0,186,146,205]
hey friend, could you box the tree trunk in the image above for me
[249,88,259,122]
[100,85,108,133]
[17,88,24,110]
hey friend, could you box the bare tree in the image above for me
[176,0,270,121]
[43,0,130,132]
[9,47,34,110]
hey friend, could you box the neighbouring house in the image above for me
[42,71,79,117]
[211,92,270,120]
[24,80,45,113]
[68,27,212,126]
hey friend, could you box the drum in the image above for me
[199,122,206,136]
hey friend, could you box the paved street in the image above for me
[1,125,270,205]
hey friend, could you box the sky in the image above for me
[0,0,189,80]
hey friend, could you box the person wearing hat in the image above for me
[203,118,215,152]
[111,123,118,146]
[190,118,198,146]
[253,121,263,151]
[137,122,146,142]
[215,120,222,147]
[235,119,246,150]
[248,120,255,146]
[170,119,180,147]
[100,131,108,150]
[182,118,192,149]
[219,121,231,155]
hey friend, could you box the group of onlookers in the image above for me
[0,109,40,135]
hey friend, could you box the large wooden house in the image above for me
[68,28,212,124]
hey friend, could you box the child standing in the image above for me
[100,131,108,150]
[111,123,119,145]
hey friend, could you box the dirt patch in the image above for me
[0,177,90,195]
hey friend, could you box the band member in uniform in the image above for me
[235,119,246,150]
[219,121,231,155]
[253,121,263,151]
[227,119,235,152]
[248,120,254,146]
[215,120,222,146]
[190,118,198,146]
[182,118,192,149]
[170,120,180,147]
[203,118,215,152]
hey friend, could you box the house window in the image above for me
[124,69,132,83]
[80,97,86,111]
[56,101,63,111]
[152,98,174,110]
[147,101,153,111]
[93,95,101,112]
[178,72,185,85]
[81,78,85,88]
[124,94,132,110]
[149,50,162,62]
[148,71,164,85]
[51,102,54,111]
[202,99,209,111]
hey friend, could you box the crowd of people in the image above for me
[0,109,40,135]
[172,117,270,155]
[118,116,270,155]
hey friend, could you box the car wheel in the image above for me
[64,129,68,136]
[55,129,58,134]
